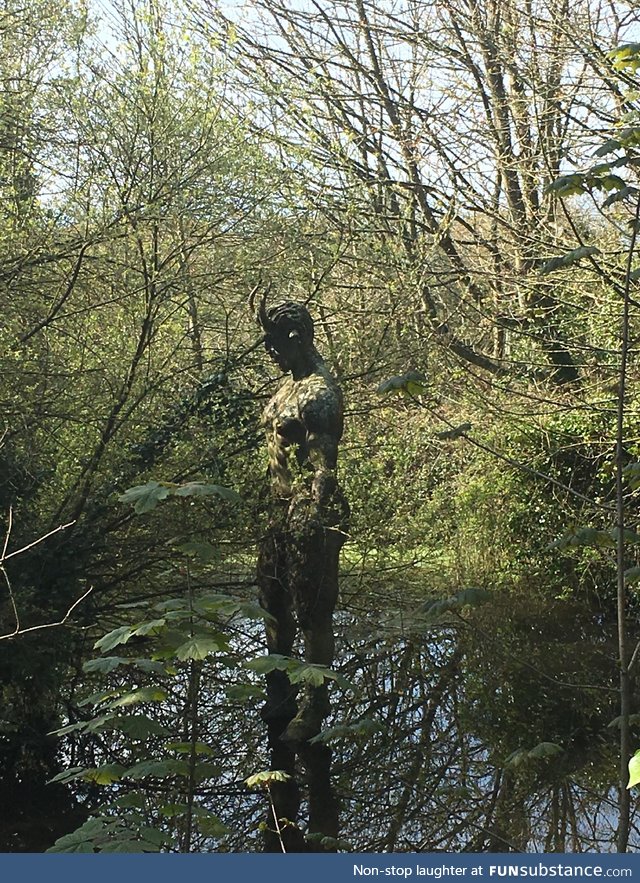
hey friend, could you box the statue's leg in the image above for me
[282,521,342,744]
[258,522,297,721]
[257,522,305,852]
[283,520,343,849]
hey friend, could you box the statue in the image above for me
[251,288,348,850]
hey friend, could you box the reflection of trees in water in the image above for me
[56,574,636,853]
[320,594,634,853]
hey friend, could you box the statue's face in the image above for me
[264,328,301,372]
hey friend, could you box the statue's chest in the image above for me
[264,382,300,430]
[263,377,323,447]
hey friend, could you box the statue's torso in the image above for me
[263,367,343,498]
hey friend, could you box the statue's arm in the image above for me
[307,431,339,505]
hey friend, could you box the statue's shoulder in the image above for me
[298,370,343,436]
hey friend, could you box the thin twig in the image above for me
[2,519,76,562]
[0,511,82,640]
[267,786,287,853]
[0,586,93,642]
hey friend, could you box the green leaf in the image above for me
[419,586,491,621]
[46,819,107,853]
[94,626,135,653]
[550,526,616,549]
[602,185,636,208]
[118,480,172,514]
[628,750,640,788]
[131,618,167,637]
[287,659,354,690]
[225,684,264,701]
[625,566,640,584]
[115,714,171,739]
[243,653,291,675]
[505,742,562,768]
[528,741,563,760]
[623,462,640,489]
[175,634,228,661]
[595,139,622,157]
[83,656,129,674]
[608,714,640,729]
[125,758,190,780]
[48,766,87,784]
[196,814,230,837]
[310,718,384,745]
[193,761,221,783]
[245,655,355,690]
[609,44,640,72]
[109,687,167,708]
[597,174,627,192]
[546,174,587,197]
[540,246,600,275]
[83,763,126,785]
[110,793,146,809]
[377,370,427,397]
[245,769,292,789]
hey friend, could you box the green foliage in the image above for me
[505,742,563,769]
[244,654,354,691]
[245,770,292,789]
[309,718,384,745]
[118,480,241,514]
[541,246,600,275]
[48,502,270,855]
[628,751,640,789]
[376,371,428,397]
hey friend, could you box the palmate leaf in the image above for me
[377,370,427,397]
[602,185,637,208]
[244,654,354,690]
[546,174,587,197]
[245,769,292,789]
[177,541,218,562]
[628,750,640,789]
[119,480,241,514]
[609,43,640,72]
[310,717,384,745]
[108,687,167,708]
[175,634,229,661]
[164,740,214,755]
[125,758,190,780]
[115,714,171,739]
[83,764,127,785]
[551,525,640,550]
[505,741,562,769]
[118,481,172,513]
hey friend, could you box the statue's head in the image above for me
[250,286,315,372]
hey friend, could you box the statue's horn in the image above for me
[248,281,272,331]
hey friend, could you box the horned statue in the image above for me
[250,284,349,750]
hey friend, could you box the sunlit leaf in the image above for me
[175,634,228,661]
[245,769,292,788]
[377,370,427,397]
[108,687,167,708]
[83,763,126,785]
[118,481,172,514]
[628,750,640,788]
